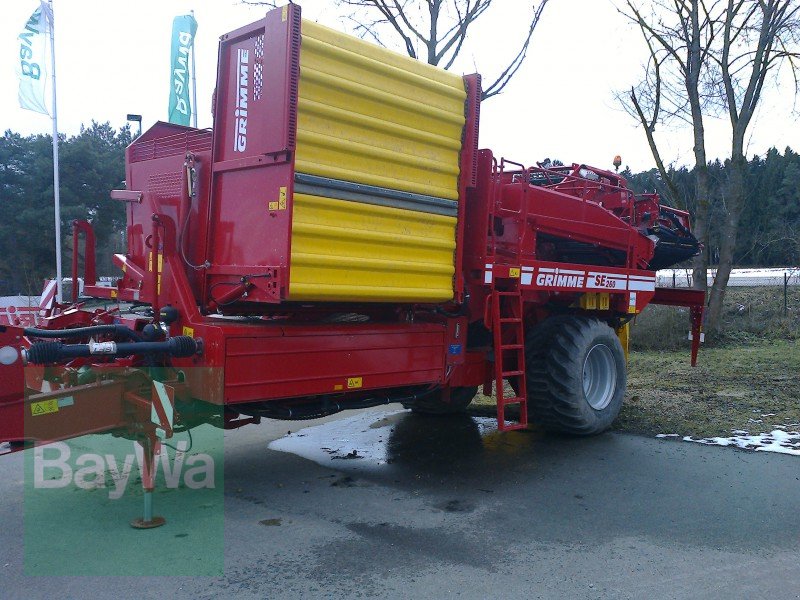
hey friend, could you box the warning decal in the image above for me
[30,400,59,416]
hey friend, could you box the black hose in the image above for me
[23,324,142,342]
[25,336,199,364]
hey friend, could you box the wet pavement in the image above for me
[1,405,799,599]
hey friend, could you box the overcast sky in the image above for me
[1,0,798,173]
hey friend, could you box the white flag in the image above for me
[16,2,53,115]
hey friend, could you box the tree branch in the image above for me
[482,1,549,99]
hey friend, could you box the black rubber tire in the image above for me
[524,316,626,435]
[405,386,478,415]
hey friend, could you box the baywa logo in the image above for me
[233,47,249,153]
[33,440,215,500]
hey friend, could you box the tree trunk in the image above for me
[705,152,746,331]
[688,0,709,293]
[691,164,710,291]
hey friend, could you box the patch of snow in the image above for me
[655,433,680,438]
[268,410,396,468]
[681,429,800,456]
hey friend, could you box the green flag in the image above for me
[168,14,197,126]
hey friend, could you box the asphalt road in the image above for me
[1,405,799,599]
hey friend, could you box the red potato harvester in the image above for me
[0,4,703,527]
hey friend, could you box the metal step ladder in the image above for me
[485,285,528,431]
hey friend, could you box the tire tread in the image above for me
[524,316,626,435]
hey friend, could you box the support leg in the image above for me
[131,436,166,529]
[690,306,704,367]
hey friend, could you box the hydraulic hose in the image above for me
[24,336,199,365]
[23,325,142,342]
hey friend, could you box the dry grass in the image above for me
[630,285,800,350]
[618,339,800,437]
[470,287,800,438]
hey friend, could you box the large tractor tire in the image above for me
[525,316,626,435]
[404,386,478,415]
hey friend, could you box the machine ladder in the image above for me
[485,284,528,432]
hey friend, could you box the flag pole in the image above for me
[190,9,198,128]
[48,0,62,303]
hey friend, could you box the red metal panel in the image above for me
[506,260,656,313]
[129,124,212,163]
[223,323,446,403]
[204,5,302,304]
[114,125,215,306]
[445,317,467,368]
[0,326,25,446]
[123,126,214,291]
[498,184,653,268]
[452,74,482,303]
[212,6,299,162]
[23,382,128,445]
[651,286,706,307]
[463,149,495,281]
[449,351,485,387]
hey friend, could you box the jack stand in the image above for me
[131,436,166,529]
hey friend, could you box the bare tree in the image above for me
[620,0,800,332]
[338,0,550,100]
[619,1,720,291]
[705,0,800,327]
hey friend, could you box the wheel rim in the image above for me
[582,344,617,410]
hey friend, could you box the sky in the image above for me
[1,0,798,173]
